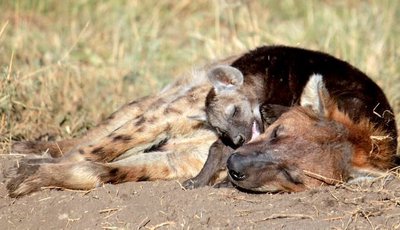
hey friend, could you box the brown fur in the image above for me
[206,45,397,152]
[188,46,397,189]
[227,77,396,192]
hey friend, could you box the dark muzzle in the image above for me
[227,153,247,181]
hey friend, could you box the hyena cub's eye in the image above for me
[225,105,239,119]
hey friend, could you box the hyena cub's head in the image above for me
[204,65,263,148]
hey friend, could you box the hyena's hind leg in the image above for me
[7,146,210,197]
[6,161,107,197]
[11,95,159,158]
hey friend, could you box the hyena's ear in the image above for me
[207,65,244,93]
[261,104,291,126]
[300,73,331,116]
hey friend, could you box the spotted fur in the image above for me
[6,56,238,197]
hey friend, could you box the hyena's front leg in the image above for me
[183,139,233,189]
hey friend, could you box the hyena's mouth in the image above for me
[249,121,261,142]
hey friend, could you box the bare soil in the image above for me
[1,155,400,229]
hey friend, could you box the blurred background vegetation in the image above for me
[0,0,399,153]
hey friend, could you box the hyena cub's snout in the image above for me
[240,118,263,143]
[217,116,263,149]
[229,127,252,147]
[235,118,263,146]
[231,134,245,147]
[214,122,249,149]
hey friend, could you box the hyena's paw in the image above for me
[5,163,44,198]
[182,178,206,190]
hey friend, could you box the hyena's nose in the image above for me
[227,153,246,181]
[233,135,245,146]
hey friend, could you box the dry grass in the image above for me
[0,0,399,153]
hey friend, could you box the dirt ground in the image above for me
[1,1,399,229]
[1,155,400,229]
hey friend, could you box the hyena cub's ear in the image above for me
[300,73,331,116]
[207,65,244,93]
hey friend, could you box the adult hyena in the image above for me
[227,74,399,192]
[183,45,398,189]
[6,57,238,197]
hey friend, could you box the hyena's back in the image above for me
[11,94,162,157]
[13,65,216,156]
